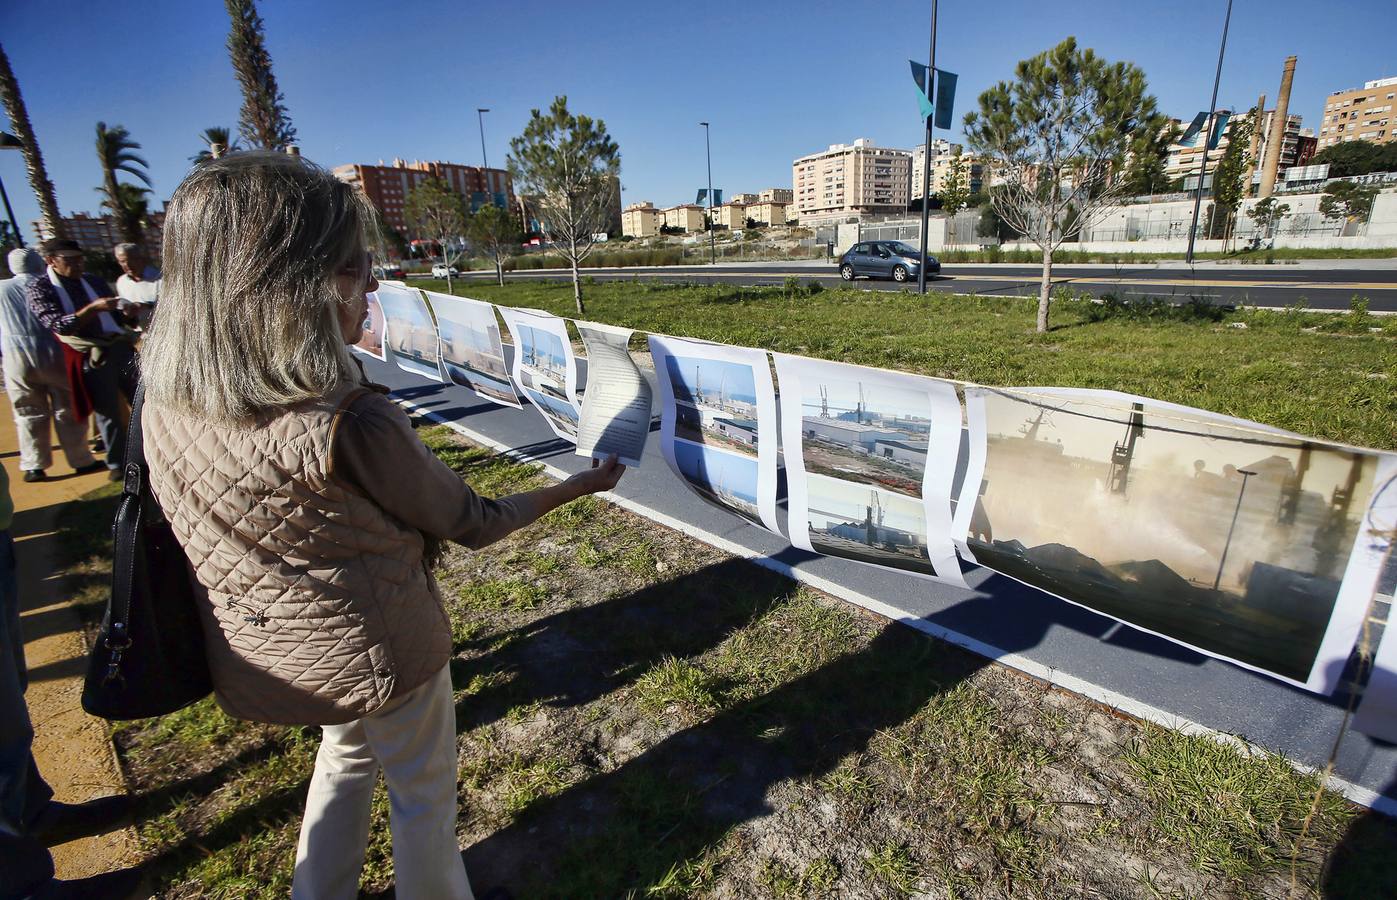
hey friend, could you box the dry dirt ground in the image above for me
[75,424,1397,899]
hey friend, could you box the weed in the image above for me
[458,577,546,611]
[499,752,573,815]
[862,841,919,895]
[633,656,719,721]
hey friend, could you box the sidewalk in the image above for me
[1,397,139,879]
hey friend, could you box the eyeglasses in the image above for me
[340,250,374,288]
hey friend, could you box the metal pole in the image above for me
[477,108,490,203]
[701,122,715,265]
[1213,468,1255,590]
[1185,0,1233,265]
[0,174,23,248]
[917,0,938,294]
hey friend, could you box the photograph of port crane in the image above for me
[966,388,1382,685]
[806,475,935,574]
[500,308,582,442]
[354,291,386,361]
[666,355,760,458]
[796,378,933,498]
[427,292,520,408]
[673,438,761,525]
[376,283,441,381]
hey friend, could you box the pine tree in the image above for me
[0,43,64,238]
[225,0,296,151]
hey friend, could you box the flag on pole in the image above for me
[910,61,958,128]
[696,189,707,205]
[909,61,936,122]
[1178,112,1208,148]
[1207,112,1231,150]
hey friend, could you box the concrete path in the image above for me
[1,398,139,879]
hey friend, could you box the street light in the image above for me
[700,121,715,265]
[1185,0,1234,265]
[477,108,491,204]
[1213,467,1256,591]
[0,131,25,248]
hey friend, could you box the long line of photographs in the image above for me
[362,284,1397,718]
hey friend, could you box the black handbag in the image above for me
[82,382,213,720]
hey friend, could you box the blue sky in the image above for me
[2,0,1393,243]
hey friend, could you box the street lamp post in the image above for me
[1185,0,1234,265]
[477,108,491,204]
[0,131,25,248]
[700,121,715,265]
[1213,467,1256,591]
[916,0,938,295]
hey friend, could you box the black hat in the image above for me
[38,237,82,256]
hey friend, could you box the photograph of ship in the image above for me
[522,387,580,440]
[672,438,761,526]
[806,474,935,575]
[376,284,440,380]
[797,378,932,498]
[514,321,571,403]
[431,296,519,407]
[666,355,760,458]
[354,292,386,360]
[968,389,1380,683]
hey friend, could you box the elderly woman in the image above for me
[139,151,623,899]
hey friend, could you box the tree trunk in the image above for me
[495,256,504,286]
[571,254,585,316]
[1036,243,1053,333]
[0,45,64,239]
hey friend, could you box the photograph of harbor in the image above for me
[430,295,519,407]
[672,438,762,526]
[513,321,572,403]
[522,387,580,440]
[376,284,440,381]
[354,292,385,360]
[806,474,935,576]
[666,355,760,458]
[796,377,933,498]
[968,388,1380,682]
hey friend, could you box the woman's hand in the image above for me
[565,454,625,498]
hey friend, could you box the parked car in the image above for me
[373,264,406,279]
[431,263,462,278]
[837,241,940,283]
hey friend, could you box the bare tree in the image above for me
[964,37,1160,332]
[507,96,620,315]
[0,43,63,238]
[467,202,521,286]
[404,177,468,294]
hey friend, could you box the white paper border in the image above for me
[376,282,443,383]
[498,306,582,443]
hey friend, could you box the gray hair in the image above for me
[112,242,142,259]
[7,248,43,276]
[141,150,375,424]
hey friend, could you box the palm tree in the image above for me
[95,122,151,243]
[108,182,151,245]
[0,43,64,238]
[192,126,240,163]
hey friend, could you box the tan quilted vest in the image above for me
[143,382,452,725]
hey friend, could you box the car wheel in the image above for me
[892,265,908,282]
[840,264,855,281]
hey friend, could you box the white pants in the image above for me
[292,664,473,900]
[1,354,97,473]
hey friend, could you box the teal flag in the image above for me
[1207,112,1231,150]
[696,189,707,205]
[1178,112,1208,148]
[933,70,957,130]
[909,60,935,122]
[696,189,724,206]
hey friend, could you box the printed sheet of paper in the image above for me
[375,281,442,382]
[649,334,780,534]
[352,291,387,361]
[954,385,1394,693]
[575,321,652,467]
[423,291,521,408]
[498,306,581,442]
[1350,460,1397,740]
[774,354,965,586]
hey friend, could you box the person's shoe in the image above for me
[22,469,47,482]
[29,795,133,847]
[73,461,107,476]
[108,468,124,482]
[28,866,143,899]
[91,437,106,453]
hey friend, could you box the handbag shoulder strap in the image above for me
[106,381,149,656]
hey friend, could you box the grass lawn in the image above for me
[55,424,1397,899]
[421,279,1397,451]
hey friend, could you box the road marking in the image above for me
[392,392,1396,817]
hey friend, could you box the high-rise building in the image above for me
[332,159,513,234]
[33,211,164,258]
[1317,77,1397,150]
[910,139,954,201]
[912,142,987,201]
[1164,108,1304,188]
[792,139,912,222]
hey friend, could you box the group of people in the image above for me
[0,240,160,483]
[1,150,624,900]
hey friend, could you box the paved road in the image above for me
[447,262,1397,311]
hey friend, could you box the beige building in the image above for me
[746,201,787,226]
[621,202,661,237]
[792,139,913,221]
[759,187,793,203]
[1164,108,1305,187]
[710,202,748,229]
[730,193,761,205]
[910,139,954,200]
[661,204,706,232]
[1318,77,1397,150]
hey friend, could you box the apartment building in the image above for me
[1318,77,1397,150]
[33,211,165,258]
[792,139,913,222]
[661,204,706,232]
[758,188,793,203]
[621,202,661,237]
[746,201,787,226]
[730,193,761,204]
[332,159,512,234]
[710,202,748,229]
[910,139,955,200]
[1164,108,1305,185]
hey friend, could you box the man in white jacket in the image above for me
[0,249,102,481]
